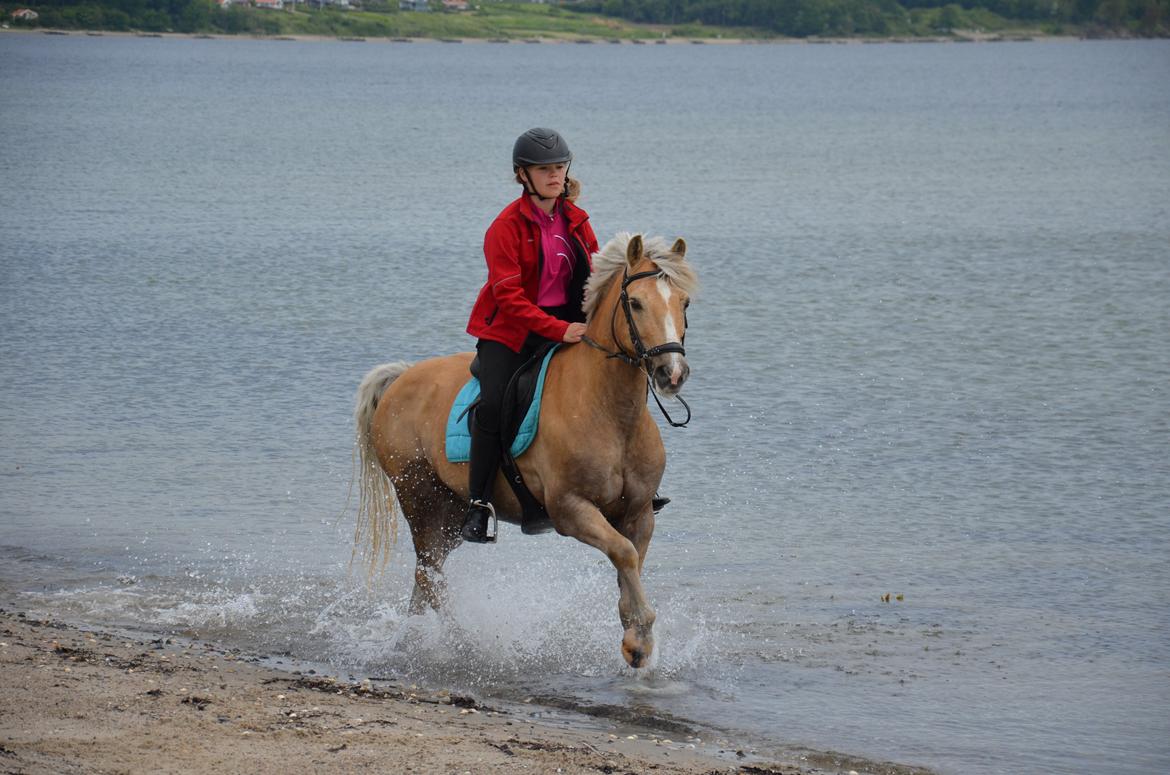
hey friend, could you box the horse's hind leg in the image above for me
[397,465,463,615]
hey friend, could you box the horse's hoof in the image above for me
[622,636,652,669]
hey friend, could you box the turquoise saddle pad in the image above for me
[445,345,559,463]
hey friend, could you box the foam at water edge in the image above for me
[153,592,261,628]
[311,549,734,701]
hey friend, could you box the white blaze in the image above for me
[656,277,684,384]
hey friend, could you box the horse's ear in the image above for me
[671,238,687,258]
[626,234,643,267]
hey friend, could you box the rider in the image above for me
[461,127,598,544]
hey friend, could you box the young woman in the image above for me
[461,128,599,544]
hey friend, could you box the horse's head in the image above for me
[585,233,698,398]
[621,235,693,396]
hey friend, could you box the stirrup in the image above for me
[461,499,498,544]
[652,494,670,514]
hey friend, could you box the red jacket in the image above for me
[467,194,599,352]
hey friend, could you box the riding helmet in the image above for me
[512,128,573,170]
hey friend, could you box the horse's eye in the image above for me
[629,298,644,312]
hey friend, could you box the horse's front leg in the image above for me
[616,500,655,575]
[554,494,656,668]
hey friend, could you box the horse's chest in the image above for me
[593,449,661,510]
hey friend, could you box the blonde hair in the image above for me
[514,172,582,203]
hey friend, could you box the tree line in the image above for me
[569,0,1167,36]
[4,0,282,34]
[4,0,1166,36]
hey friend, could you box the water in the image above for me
[2,33,1169,774]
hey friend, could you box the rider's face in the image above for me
[524,163,567,198]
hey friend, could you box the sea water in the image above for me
[1,34,1168,774]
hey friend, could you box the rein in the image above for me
[581,268,692,428]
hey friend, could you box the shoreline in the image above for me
[0,608,935,775]
[1,26,1086,44]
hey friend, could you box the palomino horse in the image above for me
[353,233,697,668]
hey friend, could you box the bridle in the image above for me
[582,267,692,428]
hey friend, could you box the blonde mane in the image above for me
[583,232,698,320]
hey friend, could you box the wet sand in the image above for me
[0,609,934,775]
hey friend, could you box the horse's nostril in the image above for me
[653,362,687,391]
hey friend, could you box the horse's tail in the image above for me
[351,361,412,573]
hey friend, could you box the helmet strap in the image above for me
[518,167,540,199]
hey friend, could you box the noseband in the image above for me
[582,267,691,427]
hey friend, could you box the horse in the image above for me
[352,232,697,668]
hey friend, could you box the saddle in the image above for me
[463,342,559,535]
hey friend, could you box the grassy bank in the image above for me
[4,1,690,40]
[2,0,1100,41]
[266,3,650,40]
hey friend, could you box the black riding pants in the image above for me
[473,338,540,435]
[468,335,548,502]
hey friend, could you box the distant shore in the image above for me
[1,25,1084,44]
[0,609,937,775]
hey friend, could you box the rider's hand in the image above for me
[562,322,587,343]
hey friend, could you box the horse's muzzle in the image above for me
[651,355,689,397]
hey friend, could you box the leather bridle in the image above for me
[582,267,691,427]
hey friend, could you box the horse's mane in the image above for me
[583,232,698,321]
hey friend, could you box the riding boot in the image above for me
[462,499,497,544]
[462,418,501,544]
[652,493,670,513]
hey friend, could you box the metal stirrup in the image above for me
[469,499,498,542]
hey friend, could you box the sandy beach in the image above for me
[0,609,936,775]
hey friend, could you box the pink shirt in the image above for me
[529,199,576,308]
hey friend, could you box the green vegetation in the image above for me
[574,0,1169,37]
[2,0,647,38]
[2,0,1165,39]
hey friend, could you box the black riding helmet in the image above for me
[512,128,573,171]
